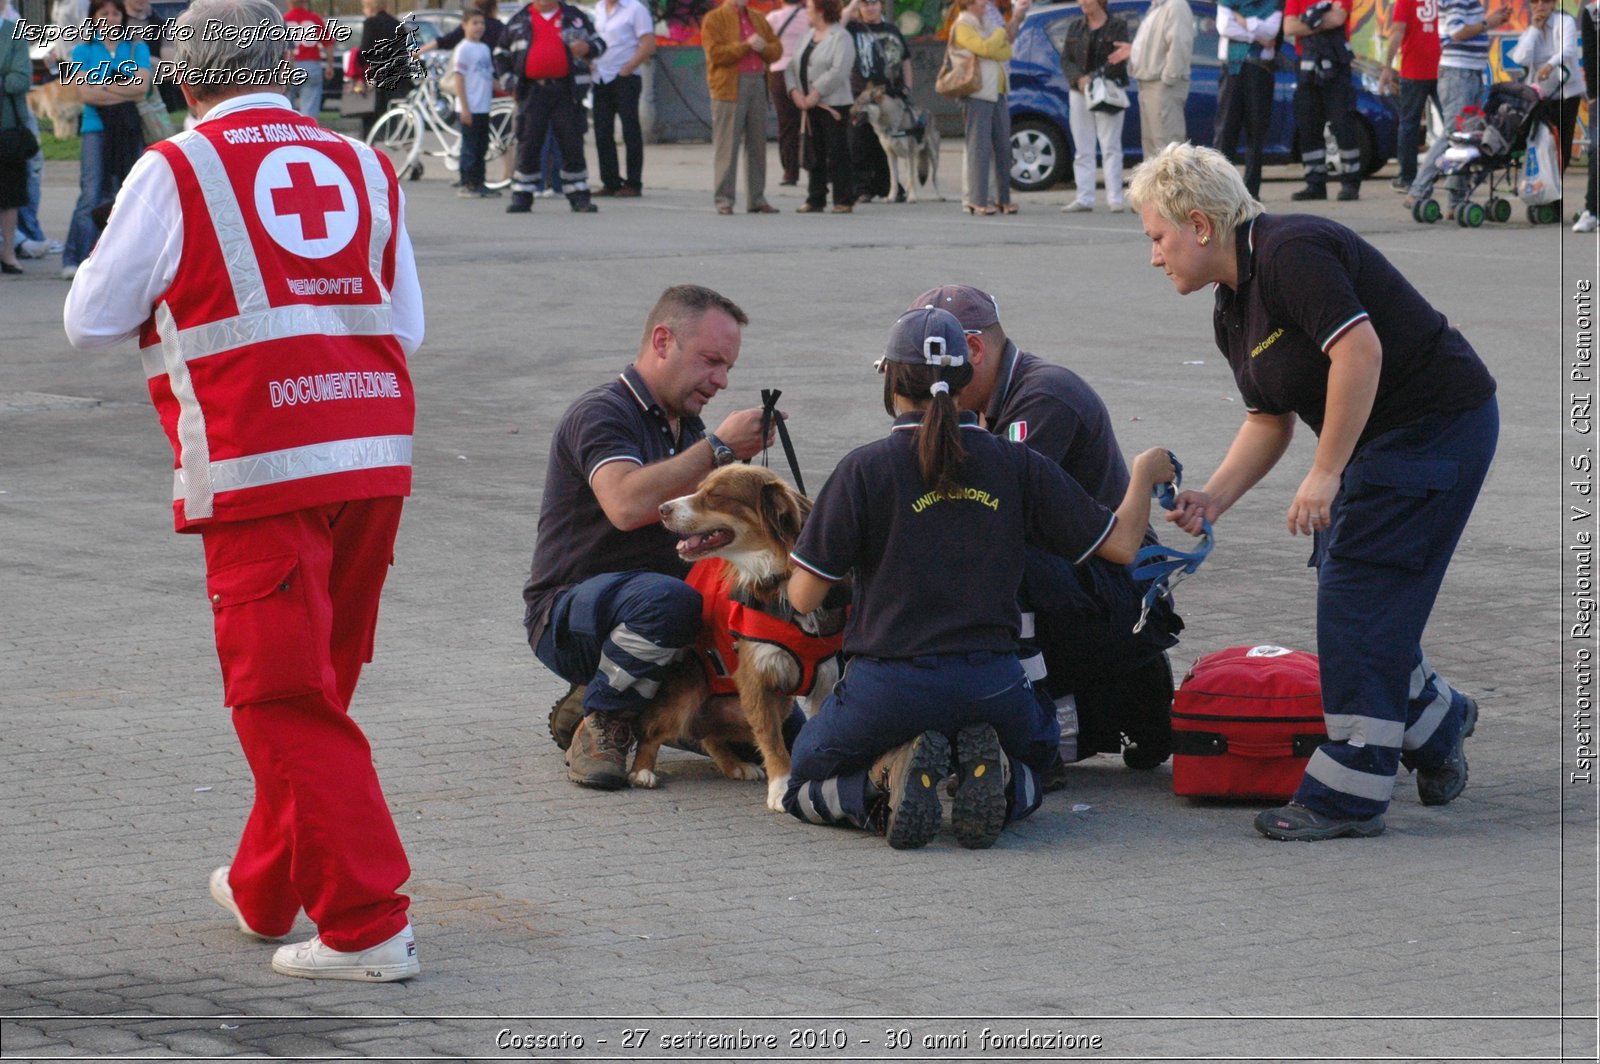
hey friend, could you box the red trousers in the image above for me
[201,498,411,952]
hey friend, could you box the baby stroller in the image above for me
[1410,80,1551,228]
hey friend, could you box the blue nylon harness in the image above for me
[1131,453,1214,634]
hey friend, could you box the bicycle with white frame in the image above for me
[365,54,516,189]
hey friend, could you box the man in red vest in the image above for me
[498,0,606,212]
[63,0,425,983]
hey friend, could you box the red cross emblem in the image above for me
[270,161,346,242]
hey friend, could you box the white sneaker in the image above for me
[1060,201,1093,213]
[271,924,419,982]
[60,264,76,280]
[1574,211,1598,233]
[15,238,48,259]
[208,866,285,941]
[1108,203,1127,213]
[47,240,63,254]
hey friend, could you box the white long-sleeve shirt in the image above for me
[1510,12,1583,99]
[64,93,425,355]
[1215,6,1279,61]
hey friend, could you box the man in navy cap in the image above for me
[907,285,1184,787]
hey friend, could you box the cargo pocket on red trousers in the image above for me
[206,553,324,707]
[1325,455,1459,572]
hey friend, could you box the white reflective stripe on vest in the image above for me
[173,434,413,499]
[155,302,218,520]
[351,137,393,298]
[179,132,270,317]
[141,304,397,378]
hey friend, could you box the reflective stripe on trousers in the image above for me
[1293,398,1498,820]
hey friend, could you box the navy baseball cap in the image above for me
[907,285,1000,333]
[876,306,969,370]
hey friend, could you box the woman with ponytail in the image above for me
[780,306,1178,850]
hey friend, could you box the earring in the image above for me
[1199,234,1211,246]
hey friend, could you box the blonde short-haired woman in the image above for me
[1127,144,1499,843]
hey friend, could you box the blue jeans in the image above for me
[16,104,44,246]
[783,653,1055,831]
[1395,76,1438,186]
[1408,65,1482,206]
[459,111,489,187]
[64,131,113,269]
[289,60,325,117]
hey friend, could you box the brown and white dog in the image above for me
[642,464,847,811]
[28,80,83,141]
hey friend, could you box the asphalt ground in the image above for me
[1,133,1597,1063]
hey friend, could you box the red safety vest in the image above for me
[139,109,414,531]
[686,559,844,698]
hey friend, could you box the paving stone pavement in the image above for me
[1,136,1596,1062]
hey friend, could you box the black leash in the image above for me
[759,388,806,497]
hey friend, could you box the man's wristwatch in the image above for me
[705,433,736,468]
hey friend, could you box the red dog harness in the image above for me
[685,559,844,697]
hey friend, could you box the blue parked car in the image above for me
[1006,0,1400,191]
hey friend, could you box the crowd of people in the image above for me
[35,0,1510,988]
[9,0,1600,259]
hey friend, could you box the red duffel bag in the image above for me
[1171,644,1328,801]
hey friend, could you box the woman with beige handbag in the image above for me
[950,0,1029,214]
[934,33,980,98]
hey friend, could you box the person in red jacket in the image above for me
[63,0,425,982]
[283,0,337,117]
[1378,0,1441,192]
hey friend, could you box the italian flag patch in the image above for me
[1007,422,1028,442]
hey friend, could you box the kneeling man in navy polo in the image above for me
[524,285,778,789]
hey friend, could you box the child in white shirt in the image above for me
[452,11,498,196]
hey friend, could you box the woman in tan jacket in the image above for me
[703,0,784,213]
[951,0,1030,214]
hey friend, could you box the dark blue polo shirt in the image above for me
[984,341,1132,510]
[523,366,705,647]
[790,412,1117,659]
[1213,214,1496,445]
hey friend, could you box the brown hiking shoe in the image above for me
[867,731,950,849]
[566,713,634,790]
[548,683,586,750]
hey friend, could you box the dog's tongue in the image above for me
[678,532,713,554]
